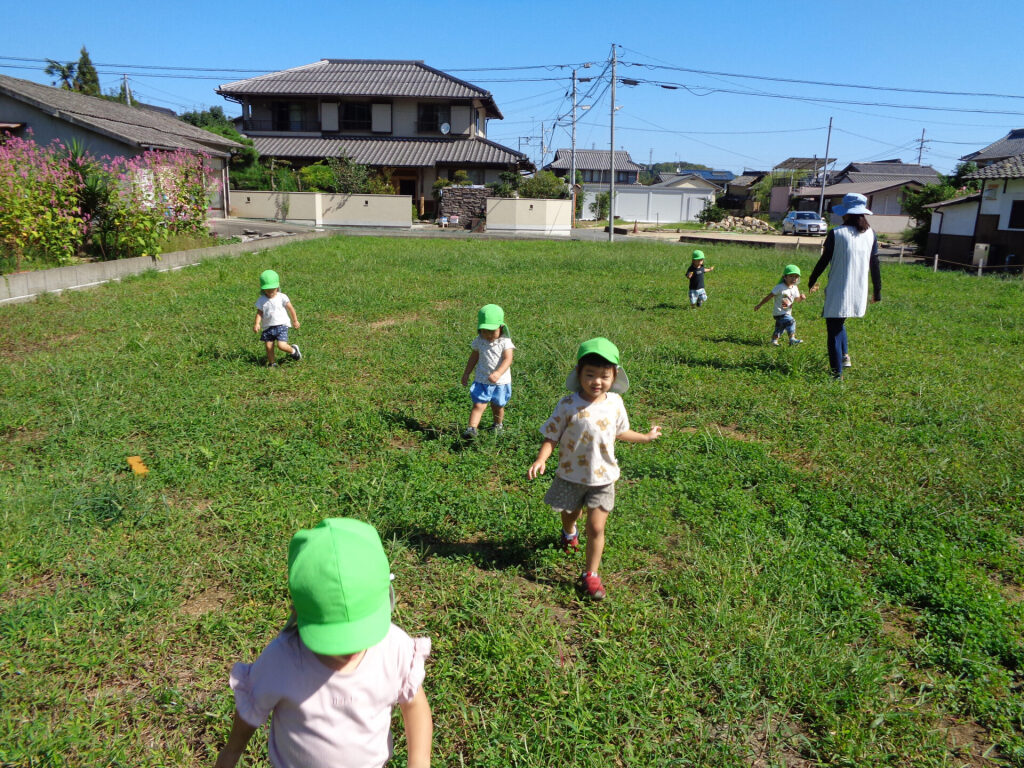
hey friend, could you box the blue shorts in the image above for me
[469,381,512,407]
[689,288,707,305]
[260,325,289,342]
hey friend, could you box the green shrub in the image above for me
[696,199,727,224]
[519,170,568,200]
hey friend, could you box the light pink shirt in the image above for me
[230,624,430,768]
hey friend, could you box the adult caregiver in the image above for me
[807,192,882,379]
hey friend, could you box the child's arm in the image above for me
[253,310,262,334]
[705,266,715,272]
[214,710,258,768]
[528,439,557,479]
[461,351,480,386]
[753,291,775,310]
[487,349,514,384]
[617,426,662,443]
[399,687,433,768]
[684,268,694,279]
[285,301,300,330]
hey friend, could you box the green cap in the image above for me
[692,250,705,261]
[783,264,801,276]
[288,518,391,655]
[566,337,630,393]
[260,269,280,290]
[477,304,505,331]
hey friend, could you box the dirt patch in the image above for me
[879,604,918,646]
[939,716,998,766]
[679,423,758,442]
[1002,581,1024,604]
[181,586,232,617]
[2,426,47,445]
[0,571,61,604]
[389,434,419,450]
[370,313,419,330]
[432,300,456,311]
[744,711,814,767]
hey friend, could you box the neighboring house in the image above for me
[790,179,924,234]
[723,171,767,211]
[923,192,981,265]
[831,159,939,186]
[960,129,1024,168]
[650,172,721,191]
[217,59,530,212]
[964,155,1024,267]
[0,74,241,216]
[655,168,734,186]
[544,149,644,185]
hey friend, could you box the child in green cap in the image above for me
[527,338,662,601]
[460,304,515,439]
[215,518,433,768]
[754,264,806,346]
[253,269,301,367]
[685,250,715,307]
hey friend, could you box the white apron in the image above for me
[823,226,873,319]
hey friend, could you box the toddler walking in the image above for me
[253,269,301,367]
[685,250,715,307]
[460,304,515,439]
[215,518,432,768]
[754,264,806,345]
[527,338,661,601]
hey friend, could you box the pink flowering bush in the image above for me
[0,134,86,271]
[0,134,216,271]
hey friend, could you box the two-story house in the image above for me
[217,59,530,212]
[543,149,645,185]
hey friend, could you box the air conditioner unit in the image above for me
[973,243,990,266]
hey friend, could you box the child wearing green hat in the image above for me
[253,269,301,367]
[527,338,662,600]
[460,304,515,439]
[754,264,807,346]
[215,518,432,768]
[685,250,715,307]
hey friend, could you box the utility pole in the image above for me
[609,43,617,243]
[540,121,546,170]
[917,129,927,165]
[570,68,578,228]
[123,74,133,107]
[817,116,833,218]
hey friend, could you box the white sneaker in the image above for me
[843,354,852,367]
[771,339,780,346]
[789,338,803,345]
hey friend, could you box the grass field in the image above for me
[2,236,1023,767]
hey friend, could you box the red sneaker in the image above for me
[579,572,606,600]
[561,531,580,553]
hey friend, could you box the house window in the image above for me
[582,169,603,183]
[273,102,310,131]
[418,104,451,132]
[616,171,632,184]
[340,102,371,131]
[1009,200,1024,229]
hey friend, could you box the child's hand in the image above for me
[647,425,663,442]
[781,298,791,309]
[799,292,807,301]
[753,303,762,311]
[527,459,547,479]
[487,371,501,384]
[253,323,260,334]
[293,320,301,329]
[460,373,469,387]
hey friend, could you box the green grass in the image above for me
[2,236,1023,767]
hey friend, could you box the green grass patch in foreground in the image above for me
[2,236,1023,766]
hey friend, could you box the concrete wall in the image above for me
[486,198,571,236]
[229,191,412,228]
[994,178,1024,231]
[578,186,713,223]
[0,232,331,306]
[930,202,979,236]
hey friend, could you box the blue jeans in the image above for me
[773,314,796,338]
[826,317,848,378]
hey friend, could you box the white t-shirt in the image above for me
[771,283,801,316]
[230,624,430,768]
[540,392,630,485]
[255,292,292,329]
[471,335,515,385]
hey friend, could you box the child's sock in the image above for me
[563,528,578,539]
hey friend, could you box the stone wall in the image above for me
[439,186,493,225]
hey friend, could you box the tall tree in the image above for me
[74,47,100,96]
[44,59,76,90]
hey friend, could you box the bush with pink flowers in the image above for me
[0,133,215,272]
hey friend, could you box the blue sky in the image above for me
[4,0,1023,174]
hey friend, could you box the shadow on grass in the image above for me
[401,530,554,584]
[635,302,685,311]
[212,348,281,367]
[705,333,767,348]
[666,352,799,375]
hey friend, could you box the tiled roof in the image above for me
[651,173,721,189]
[923,192,981,209]
[961,129,1024,163]
[841,161,938,176]
[673,168,735,182]
[544,149,644,171]
[839,172,941,185]
[219,60,502,119]
[728,174,763,186]
[965,153,1024,180]
[0,74,241,157]
[792,179,925,197]
[250,135,530,168]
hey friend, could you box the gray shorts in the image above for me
[544,475,615,512]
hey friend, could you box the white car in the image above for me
[782,211,828,235]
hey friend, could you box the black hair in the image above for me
[576,353,617,377]
[843,213,870,233]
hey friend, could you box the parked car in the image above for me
[782,211,828,235]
